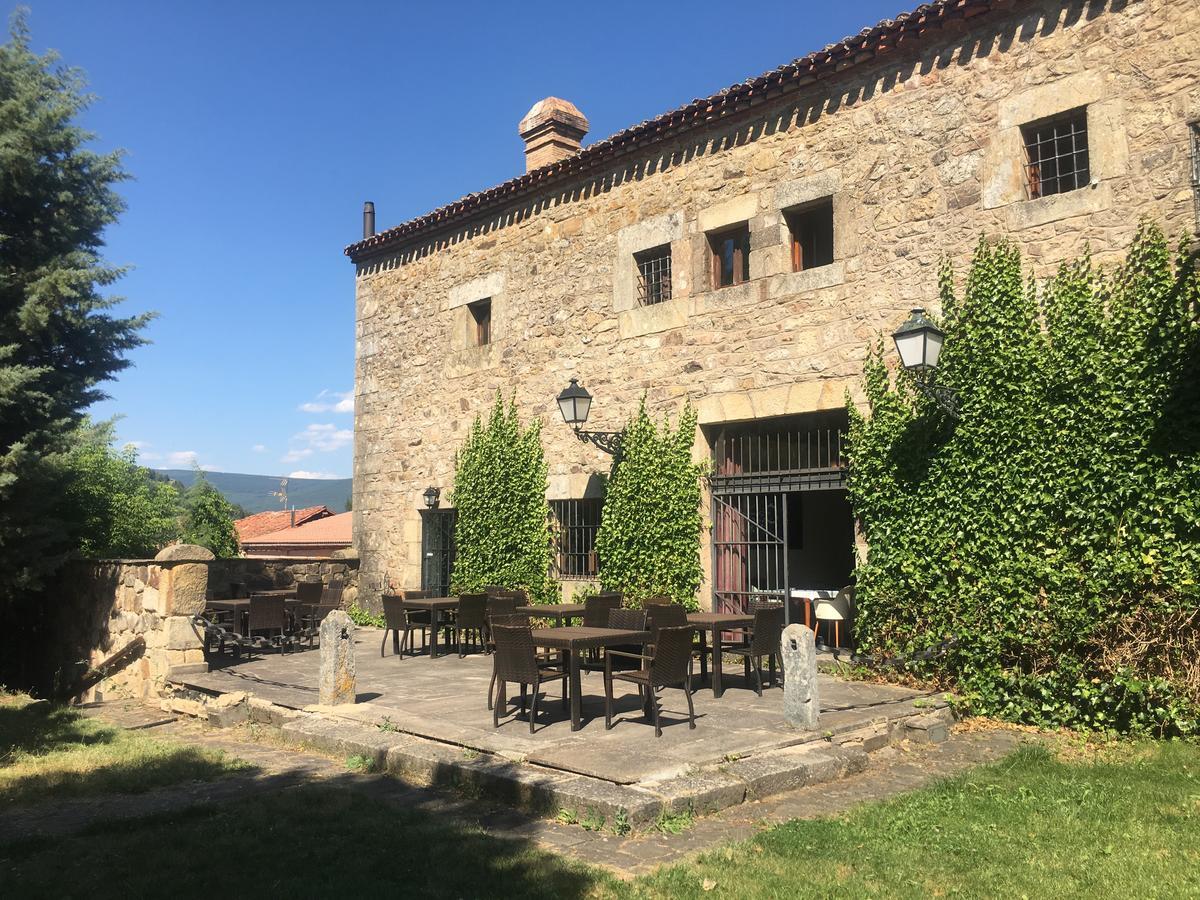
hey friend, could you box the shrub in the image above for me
[847,224,1200,735]
[449,394,557,603]
[595,400,705,609]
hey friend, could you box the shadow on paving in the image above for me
[0,776,613,899]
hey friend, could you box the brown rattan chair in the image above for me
[595,591,623,606]
[603,625,696,737]
[605,607,647,673]
[491,623,568,733]
[248,595,290,652]
[323,577,345,608]
[487,611,552,710]
[644,602,707,680]
[719,602,785,695]
[381,593,429,658]
[642,594,675,606]
[454,593,489,657]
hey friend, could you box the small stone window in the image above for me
[708,223,751,289]
[785,199,834,271]
[468,298,491,346]
[635,245,672,306]
[1022,108,1090,199]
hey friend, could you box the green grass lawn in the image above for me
[0,711,1196,898]
[0,693,248,805]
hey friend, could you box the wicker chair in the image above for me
[248,595,291,653]
[603,625,696,737]
[719,603,785,695]
[380,593,429,658]
[644,603,707,679]
[323,577,345,608]
[642,594,675,606]
[491,623,568,733]
[605,607,647,673]
[454,593,489,657]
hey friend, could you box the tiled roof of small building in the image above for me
[241,511,353,548]
[234,505,332,542]
[346,0,1019,263]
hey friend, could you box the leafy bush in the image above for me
[450,395,557,603]
[181,473,240,558]
[65,422,181,558]
[847,224,1199,735]
[595,400,705,609]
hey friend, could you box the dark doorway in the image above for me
[420,509,456,596]
[708,411,854,622]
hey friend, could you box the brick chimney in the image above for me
[518,97,589,173]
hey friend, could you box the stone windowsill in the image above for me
[1005,181,1112,230]
[767,261,846,299]
[617,294,691,339]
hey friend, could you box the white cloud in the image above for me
[299,389,354,414]
[252,444,268,453]
[288,470,341,480]
[280,423,352,463]
[167,450,200,466]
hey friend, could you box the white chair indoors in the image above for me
[813,585,854,651]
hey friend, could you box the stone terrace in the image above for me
[171,627,953,823]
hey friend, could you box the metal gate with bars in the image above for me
[420,509,456,596]
[709,412,848,621]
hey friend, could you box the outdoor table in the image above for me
[687,612,754,698]
[515,603,585,627]
[529,626,650,731]
[401,596,461,658]
[205,596,303,637]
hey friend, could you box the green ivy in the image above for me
[595,400,705,609]
[847,223,1200,736]
[449,394,558,604]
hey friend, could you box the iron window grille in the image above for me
[550,498,602,579]
[1022,108,1090,199]
[636,245,672,306]
[1190,122,1200,232]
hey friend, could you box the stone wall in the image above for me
[351,0,1200,608]
[50,554,359,701]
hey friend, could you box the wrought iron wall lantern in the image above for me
[422,486,441,509]
[556,378,623,456]
[892,307,960,419]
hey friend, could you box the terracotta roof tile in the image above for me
[346,0,1017,262]
[241,511,353,548]
[234,506,332,542]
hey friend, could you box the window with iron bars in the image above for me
[636,245,672,306]
[1190,121,1200,232]
[550,498,602,579]
[1022,108,1090,199]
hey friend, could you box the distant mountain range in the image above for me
[155,470,352,515]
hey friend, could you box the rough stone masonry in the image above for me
[347,0,1200,609]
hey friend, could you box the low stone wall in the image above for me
[50,551,359,702]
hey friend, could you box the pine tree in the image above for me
[0,14,149,608]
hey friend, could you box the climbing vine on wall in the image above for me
[450,394,558,604]
[847,223,1200,735]
[595,400,706,609]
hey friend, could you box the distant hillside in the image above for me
[156,470,352,514]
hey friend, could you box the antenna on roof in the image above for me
[271,477,289,510]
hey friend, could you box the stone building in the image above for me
[346,0,1200,614]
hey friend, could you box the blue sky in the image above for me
[19,0,907,479]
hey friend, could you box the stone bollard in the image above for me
[781,623,819,729]
[319,610,357,706]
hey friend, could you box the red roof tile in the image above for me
[234,506,332,543]
[241,511,353,548]
[346,0,1016,263]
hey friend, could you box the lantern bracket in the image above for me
[571,426,623,457]
[910,370,960,420]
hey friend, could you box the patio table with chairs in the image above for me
[686,611,753,697]
[398,596,461,658]
[524,625,651,731]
